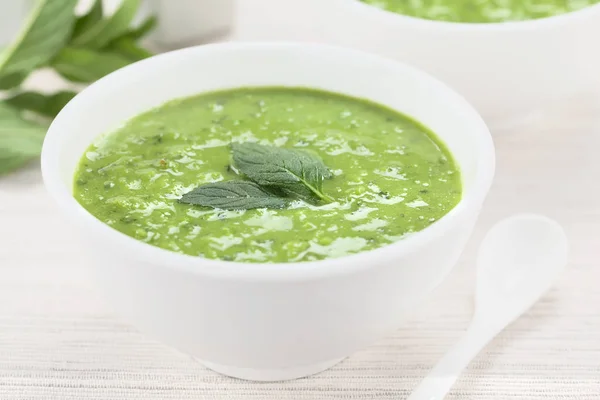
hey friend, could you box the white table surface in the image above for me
[1,1,600,399]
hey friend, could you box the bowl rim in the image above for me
[346,0,600,30]
[41,42,495,282]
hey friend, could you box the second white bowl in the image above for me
[324,0,600,127]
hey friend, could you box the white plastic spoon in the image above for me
[407,214,569,400]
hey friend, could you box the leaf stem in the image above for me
[298,176,334,204]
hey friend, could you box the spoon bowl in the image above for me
[407,214,568,400]
[475,214,569,324]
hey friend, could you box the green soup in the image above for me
[360,0,599,23]
[74,88,461,263]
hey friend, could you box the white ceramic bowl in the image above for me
[324,0,600,128]
[41,43,494,382]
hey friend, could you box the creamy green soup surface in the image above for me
[360,0,599,23]
[74,88,461,263]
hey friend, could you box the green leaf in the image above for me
[103,15,157,61]
[0,71,29,90]
[105,37,153,62]
[71,0,142,49]
[128,15,157,40]
[0,103,47,175]
[179,181,288,210]
[5,91,77,119]
[72,0,104,41]
[51,47,132,83]
[0,152,37,175]
[0,104,47,155]
[232,143,334,203]
[0,0,78,76]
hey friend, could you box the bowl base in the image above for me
[198,357,345,382]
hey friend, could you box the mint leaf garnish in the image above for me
[232,142,334,203]
[179,181,288,210]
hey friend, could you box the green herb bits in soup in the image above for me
[74,88,461,263]
[360,0,600,23]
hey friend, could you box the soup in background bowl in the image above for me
[323,0,600,128]
[41,42,494,381]
[360,0,600,23]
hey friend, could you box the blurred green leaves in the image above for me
[5,91,77,118]
[72,0,105,40]
[0,0,78,77]
[0,104,47,175]
[0,0,155,175]
[0,72,29,90]
[52,47,132,82]
[71,0,141,49]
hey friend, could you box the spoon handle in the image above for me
[406,319,498,400]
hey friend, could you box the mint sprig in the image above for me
[0,0,78,77]
[0,103,47,175]
[5,91,77,118]
[0,72,29,91]
[72,0,104,40]
[51,47,133,83]
[71,0,142,49]
[0,0,156,176]
[179,143,335,211]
